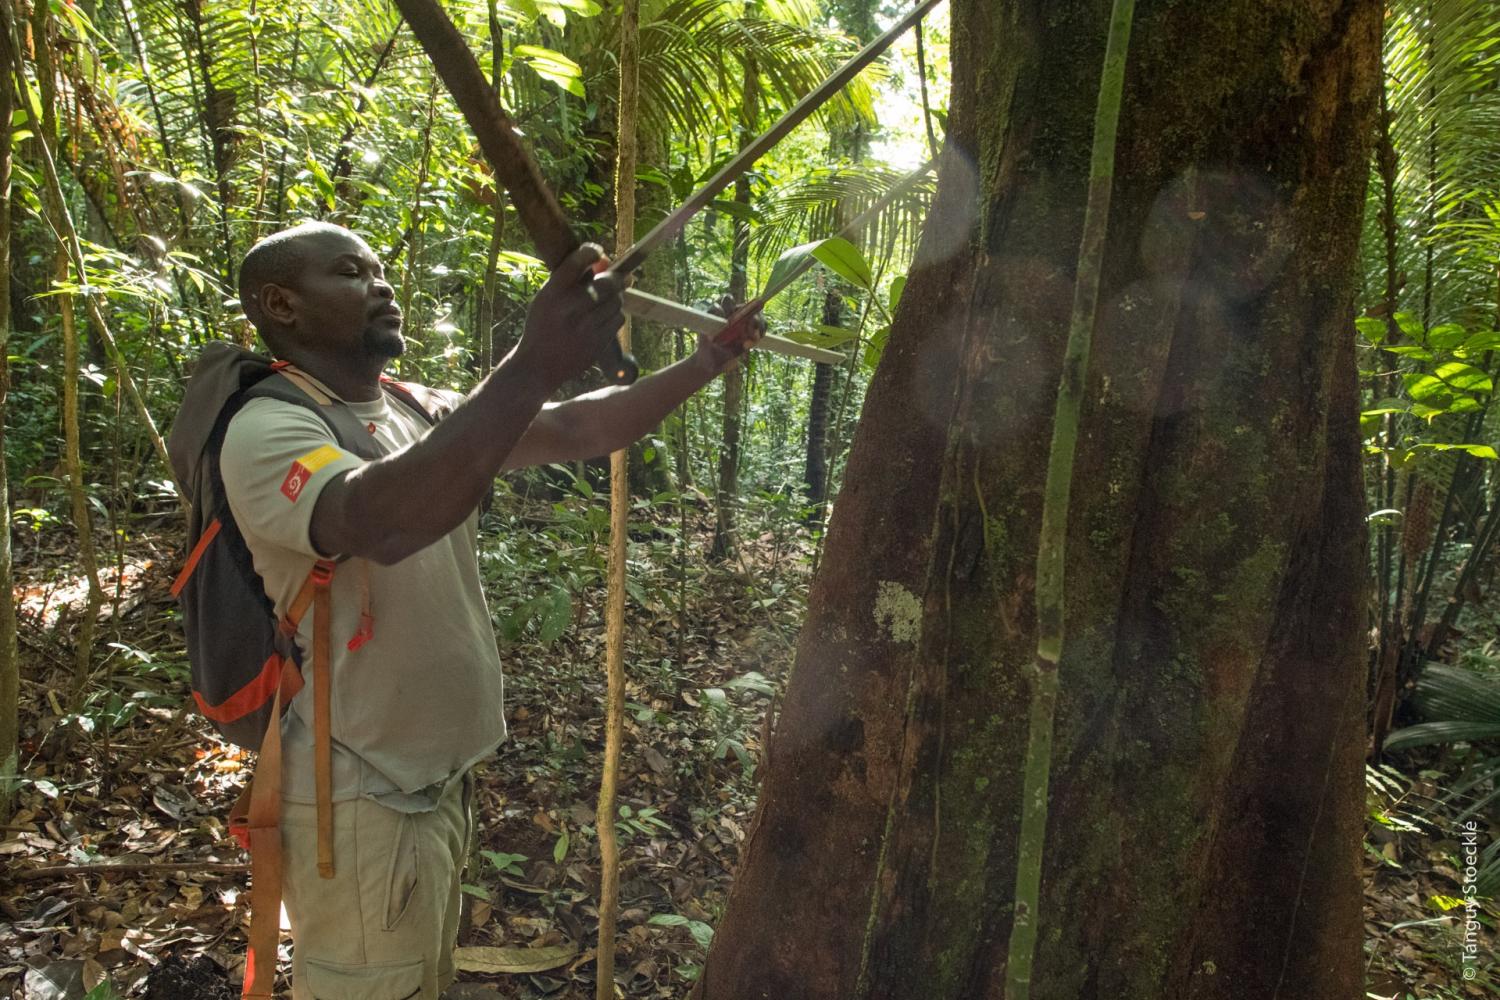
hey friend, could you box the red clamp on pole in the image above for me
[713,299,766,354]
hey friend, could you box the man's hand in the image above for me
[513,244,626,391]
[697,294,766,376]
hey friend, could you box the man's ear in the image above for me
[259,283,298,327]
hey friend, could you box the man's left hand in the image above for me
[697,295,766,376]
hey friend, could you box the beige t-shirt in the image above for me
[220,385,507,810]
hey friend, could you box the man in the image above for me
[220,221,757,999]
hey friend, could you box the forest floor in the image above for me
[0,502,1495,1000]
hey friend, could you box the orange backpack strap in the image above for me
[235,663,290,1000]
[311,564,336,879]
[234,559,338,998]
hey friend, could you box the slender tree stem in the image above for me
[1005,2,1135,996]
[598,1,640,994]
[0,0,18,820]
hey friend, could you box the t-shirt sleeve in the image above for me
[220,397,367,558]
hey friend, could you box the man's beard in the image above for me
[365,325,406,359]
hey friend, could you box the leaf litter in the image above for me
[2,502,1495,998]
[2,501,805,998]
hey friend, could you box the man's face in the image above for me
[285,230,405,359]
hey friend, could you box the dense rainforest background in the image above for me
[0,0,1495,997]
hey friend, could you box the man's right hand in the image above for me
[514,243,626,390]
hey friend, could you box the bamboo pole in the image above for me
[1003,2,1135,997]
[596,0,640,995]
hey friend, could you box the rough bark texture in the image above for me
[697,2,1376,998]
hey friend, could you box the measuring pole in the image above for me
[607,0,947,280]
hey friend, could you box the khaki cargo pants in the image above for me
[280,775,472,1000]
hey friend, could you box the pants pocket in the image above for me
[304,957,423,1000]
[382,813,419,931]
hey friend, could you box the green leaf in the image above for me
[811,237,874,290]
[1457,330,1500,356]
[1416,442,1499,461]
[553,826,570,863]
[528,0,597,25]
[1402,373,1452,405]
[686,920,715,950]
[537,586,571,645]
[785,325,857,350]
[1394,312,1424,340]
[888,275,907,313]
[1428,323,1467,350]
[514,45,585,98]
[1356,316,1387,345]
[1385,720,1500,750]
[1380,344,1433,361]
[1435,361,1492,395]
[1361,398,1409,418]
[649,913,689,928]
[481,850,528,876]
[723,671,776,695]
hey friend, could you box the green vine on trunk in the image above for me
[1003,1,1136,997]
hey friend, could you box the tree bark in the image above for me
[697,2,1377,998]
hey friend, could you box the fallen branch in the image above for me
[14,860,249,881]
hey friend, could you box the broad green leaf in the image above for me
[1381,344,1433,360]
[767,242,818,294]
[1402,373,1452,404]
[649,913,689,928]
[1362,398,1409,417]
[1458,330,1500,355]
[1429,323,1467,350]
[1355,316,1387,344]
[687,920,715,950]
[516,0,602,26]
[553,826,569,863]
[514,45,585,98]
[1416,442,1499,460]
[785,325,857,350]
[811,237,874,289]
[1394,311,1424,340]
[1435,361,1492,395]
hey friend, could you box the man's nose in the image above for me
[372,278,395,299]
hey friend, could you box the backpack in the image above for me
[166,342,450,999]
[167,342,446,749]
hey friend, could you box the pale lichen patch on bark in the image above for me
[873,581,924,645]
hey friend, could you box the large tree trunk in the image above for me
[697,2,1377,998]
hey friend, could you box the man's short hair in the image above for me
[238,221,355,336]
